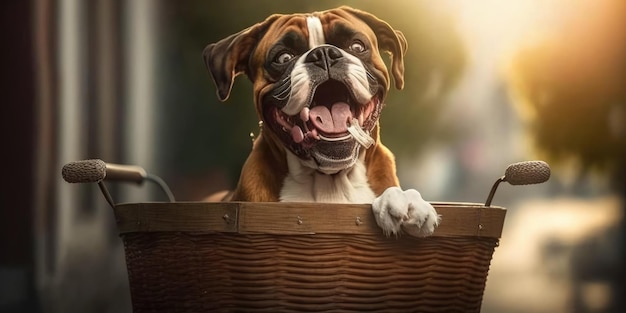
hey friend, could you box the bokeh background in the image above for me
[2,0,624,312]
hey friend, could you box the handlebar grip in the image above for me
[504,161,551,185]
[62,159,147,184]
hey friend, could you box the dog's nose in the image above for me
[305,45,343,70]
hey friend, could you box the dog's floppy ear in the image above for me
[203,15,280,101]
[339,6,408,90]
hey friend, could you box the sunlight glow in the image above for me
[439,0,562,60]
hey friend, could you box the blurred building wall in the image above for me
[1,1,38,312]
[1,0,162,312]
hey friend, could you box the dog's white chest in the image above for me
[280,151,376,203]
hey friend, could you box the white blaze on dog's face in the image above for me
[204,7,407,174]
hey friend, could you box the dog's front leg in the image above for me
[372,187,440,237]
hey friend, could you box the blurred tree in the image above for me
[507,0,626,178]
[158,0,465,198]
[507,0,625,311]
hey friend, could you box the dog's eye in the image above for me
[275,52,295,64]
[349,41,366,53]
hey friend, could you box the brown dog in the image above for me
[203,6,438,236]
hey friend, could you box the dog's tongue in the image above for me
[309,102,352,134]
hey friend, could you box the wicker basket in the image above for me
[114,201,506,313]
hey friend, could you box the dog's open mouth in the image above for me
[273,80,380,147]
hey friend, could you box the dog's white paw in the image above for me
[372,187,440,237]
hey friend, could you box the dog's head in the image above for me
[204,6,407,174]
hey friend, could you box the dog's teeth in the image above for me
[310,128,320,140]
[347,118,375,148]
[292,126,304,143]
[300,107,310,122]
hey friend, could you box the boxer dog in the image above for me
[203,6,439,236]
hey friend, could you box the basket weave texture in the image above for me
[115,202,504,313]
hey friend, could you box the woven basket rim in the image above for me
[113,202,506,238]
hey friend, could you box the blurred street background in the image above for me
[2,0,624,312]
